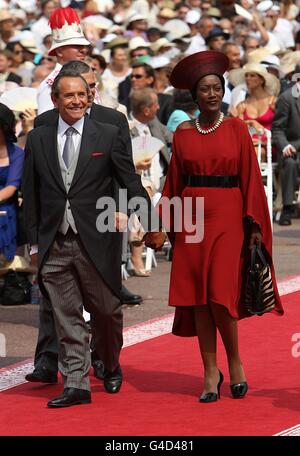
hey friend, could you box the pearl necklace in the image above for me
[194,112,224,135]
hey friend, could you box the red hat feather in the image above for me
[49,7,80,30]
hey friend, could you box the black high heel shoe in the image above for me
[199,370,224,403]
[230,381,248,399]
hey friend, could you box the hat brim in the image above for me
[49,37,90,56]
[170,50,229,90]
[228,68,280,96]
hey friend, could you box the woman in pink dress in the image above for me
[229,62,279,160]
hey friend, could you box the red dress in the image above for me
[161,117,283,337]
[243,105,274,144]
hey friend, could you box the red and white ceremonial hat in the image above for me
[170,50,229,91]
[48,7,90,56]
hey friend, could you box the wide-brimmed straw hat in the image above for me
[280,51,300,76]
[170,50,229,90]
[228,62,280,96]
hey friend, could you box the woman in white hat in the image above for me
[229,62,280,159]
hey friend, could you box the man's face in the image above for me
[226,45,241,69]
[43,1,56,19]
[56,45,88,63]
[145,93,159,121]
[130,66,153,89]
[199,19,214,38]
[81,70,97,106]
[0,54,9,73]
[0,18,14,34]
[52,76,88,125]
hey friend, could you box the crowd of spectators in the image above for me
[0,0,300,262]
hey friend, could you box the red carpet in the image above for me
[0,291,300,436]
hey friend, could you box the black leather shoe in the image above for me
[47,388,91,408]
[199,370,224,403]
[278,213,291,226]
[230,381,248,399]
[93,360,105,380]
[120,285,142,306]
[104,366,123,394]
[25,367,57,384]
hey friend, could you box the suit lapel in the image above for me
[70,116,98,189]
[41,124,65,192]
[295,93,300,117]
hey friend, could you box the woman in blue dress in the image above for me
[0,103,24,264]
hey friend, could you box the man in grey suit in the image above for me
[130,87,172,193]
[25,61,142,387]
[272,83,300,225]
[23,72,154,408]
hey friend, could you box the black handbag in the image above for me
[0,269,31,306]
[245,245,276,316]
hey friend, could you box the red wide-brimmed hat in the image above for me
[170,50,229,90]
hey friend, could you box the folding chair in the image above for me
[250,127,273,228]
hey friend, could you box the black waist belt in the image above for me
[187,175,239,188]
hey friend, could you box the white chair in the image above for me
[256,128,273,228]
[249,127,273,228]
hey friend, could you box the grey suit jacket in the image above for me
[272,86,300,162]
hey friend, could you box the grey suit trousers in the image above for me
[41,230,123,391]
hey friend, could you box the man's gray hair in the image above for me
[60,60,92,75]
[51,72,89,98]
[130,88,156,114]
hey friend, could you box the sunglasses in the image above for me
[14,50,23,55]
[41,57,54,62]
[130,74,144,79]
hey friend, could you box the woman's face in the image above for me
[12,43,24,65]
[245,72,265,91]
[195,75,223,113]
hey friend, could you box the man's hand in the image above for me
[143,231,166,251]
[21,108,36,134]
[30,253,38,268]
[114,212,128,232]
[283,145,296,158]
[135,158,152,171]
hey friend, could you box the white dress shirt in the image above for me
[37,63,62,115]
[57,115,84,158]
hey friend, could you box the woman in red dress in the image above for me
[144,51,283,403]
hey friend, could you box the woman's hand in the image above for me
[245,119,264,135]
[143,231,166,251]
[249,225,262,249]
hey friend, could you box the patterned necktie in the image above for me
[62,127,76,168]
